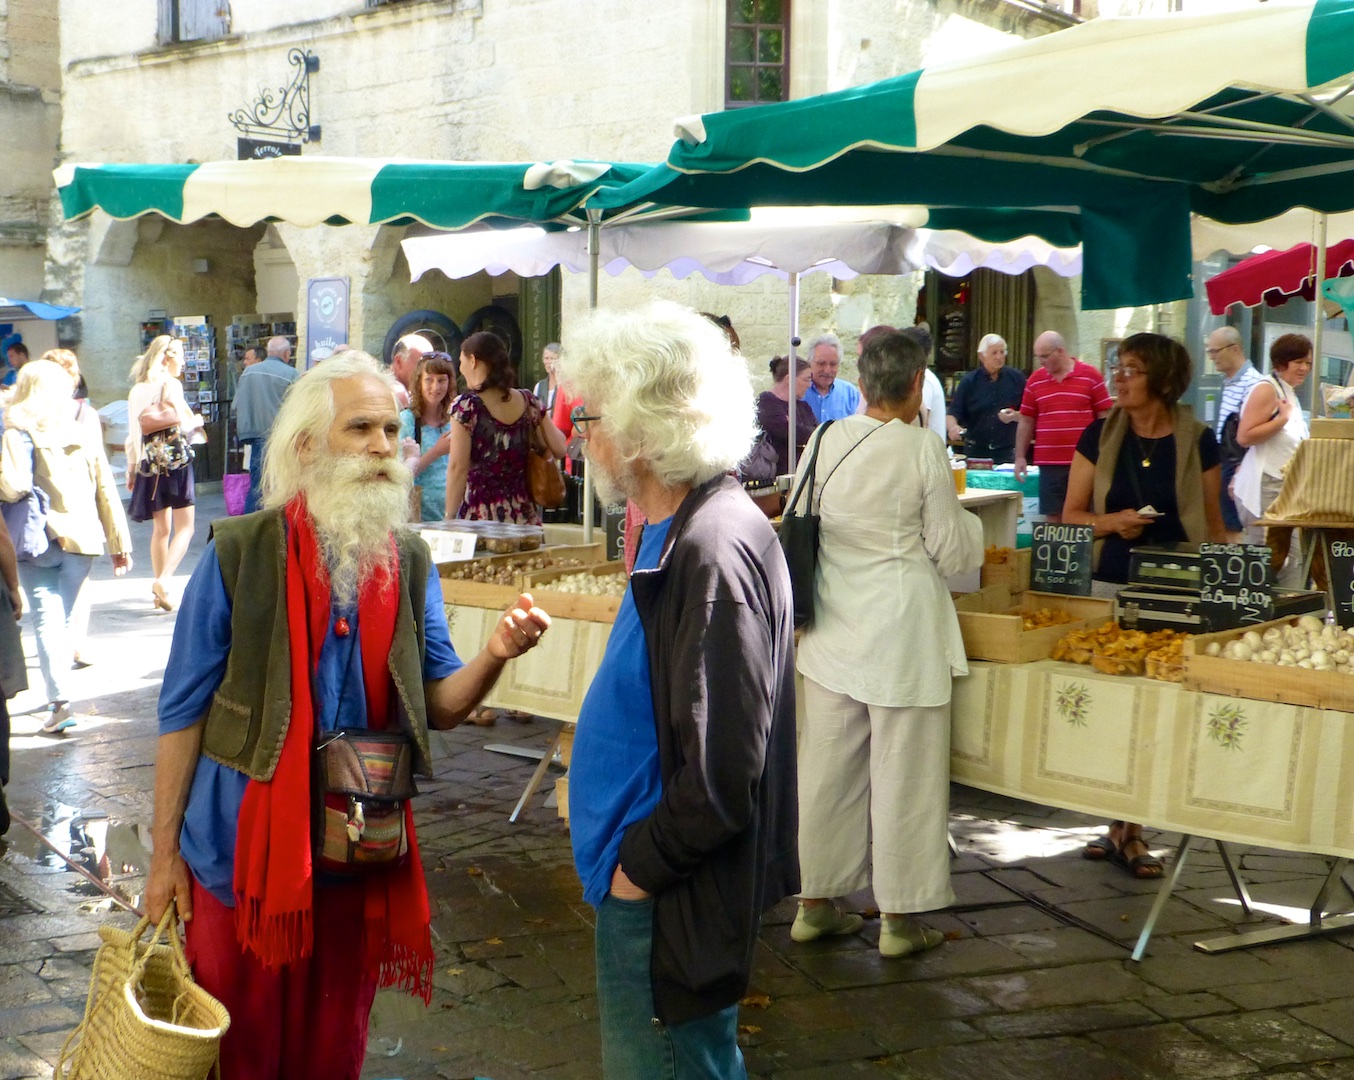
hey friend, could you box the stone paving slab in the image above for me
[0,503,1349,1077]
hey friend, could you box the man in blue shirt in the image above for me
[234,335,300,513]
[802,333,861,422]
[560,302,798,1080]
[145,352,551,1080]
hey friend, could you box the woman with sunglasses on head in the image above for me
[1061,332,1226,878]
[398,351,458,522]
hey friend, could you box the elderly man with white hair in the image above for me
[145,352,551,1080]
[558,301,799,1080]
[945,333,1027,464]
[390,332,434,407]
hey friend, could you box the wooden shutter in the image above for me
[156,0,177,44]
[179,0,230,41]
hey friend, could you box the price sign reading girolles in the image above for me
[1030,523,1094,596]
[1200,542,1274,628]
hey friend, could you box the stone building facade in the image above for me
[1,0,61,306]
[46,0,1180,408]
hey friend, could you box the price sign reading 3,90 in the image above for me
[1030,523,1094,596]
[1199,542,1274,629]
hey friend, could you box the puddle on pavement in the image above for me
[2,802,150,910]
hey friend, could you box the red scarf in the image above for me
[232,497,434,1001]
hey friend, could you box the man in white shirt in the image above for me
[1206,325,1263,540]
[390,333,433,408]
[858,326,949,446]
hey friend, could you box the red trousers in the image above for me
[184,878,379,1080]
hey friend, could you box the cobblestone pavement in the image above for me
[0,495,1352,1079]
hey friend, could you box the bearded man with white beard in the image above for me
[145,352,550,1080]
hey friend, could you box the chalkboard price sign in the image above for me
[1327,537,1354,629]
[1030,523,1094,595]
[1199,542,1274,628]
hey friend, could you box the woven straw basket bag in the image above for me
[55,903,230,1080]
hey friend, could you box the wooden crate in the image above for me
[523,562,627,623]
[439,578,520,611]
[437,543,605,587]
[952,584,1012,613]
[1183,618,1354,710]
[957,591,1114,664]
[981,547,1031,595]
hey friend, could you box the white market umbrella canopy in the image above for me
[401,209,1083,286]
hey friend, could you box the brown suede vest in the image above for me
[200,508,434,781]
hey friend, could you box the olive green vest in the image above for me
[200,508,434,781]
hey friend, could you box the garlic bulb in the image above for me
[1205,641,1222,657]
[1298,615,1325,634]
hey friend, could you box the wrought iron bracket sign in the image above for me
[229,48,321,144]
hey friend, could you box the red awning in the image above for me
[1205,238,1354,315]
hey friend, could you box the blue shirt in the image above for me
[569,516,673,907]
[804,379,861,422]
[160,539,463,906]
[399,409,452,522]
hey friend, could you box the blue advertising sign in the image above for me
[305,277,349,368]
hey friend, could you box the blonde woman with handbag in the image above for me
[126,336,203,611]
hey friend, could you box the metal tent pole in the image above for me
[583,211,601,543]
[1312,213,1328,414]
[786,272,801,474]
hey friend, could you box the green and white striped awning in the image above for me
[54,158,655,230]
[590,0,1354,309]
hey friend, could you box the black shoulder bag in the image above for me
[778,421,885,629]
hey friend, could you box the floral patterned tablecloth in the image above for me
[952,660,1354,858]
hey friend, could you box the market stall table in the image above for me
[1258,435,1354,603]
[952,658,1354,957]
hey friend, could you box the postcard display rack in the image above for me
[224,316,298,471]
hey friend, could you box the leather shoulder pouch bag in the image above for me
[313,729,418,874]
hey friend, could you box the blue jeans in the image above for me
[18,549,94,704]
[243,438,264,514]
[594,894,745,1080]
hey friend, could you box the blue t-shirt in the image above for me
[805,379,861,423]
[159,539,463,905]
[569,516,673,907]
[399,408,453,522]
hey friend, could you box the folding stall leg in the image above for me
[1130,834,1194,962]
[1216,841,1254,916]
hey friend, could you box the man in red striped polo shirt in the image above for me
[1014,331,1113,524]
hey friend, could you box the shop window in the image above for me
[725,0,790,108]
[157,0,230,45]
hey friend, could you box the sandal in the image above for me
[1083,824,1122,862]
[503,709,534,724]
[1113,837,1164,879]
[466,707,498,727]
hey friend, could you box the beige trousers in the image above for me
[797,676,955,914]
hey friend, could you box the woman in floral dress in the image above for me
[445,330,567,523]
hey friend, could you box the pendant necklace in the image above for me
[1132,431,1161,469]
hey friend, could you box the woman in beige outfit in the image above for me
[0,361,131,733]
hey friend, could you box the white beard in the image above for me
[302,453,413,607]
[585,451,637,508]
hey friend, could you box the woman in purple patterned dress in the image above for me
[445,331,567,524]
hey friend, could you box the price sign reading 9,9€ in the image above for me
[1199,542,1274,629]
[1030,523,1094,596]
[1327,537,1354,629]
